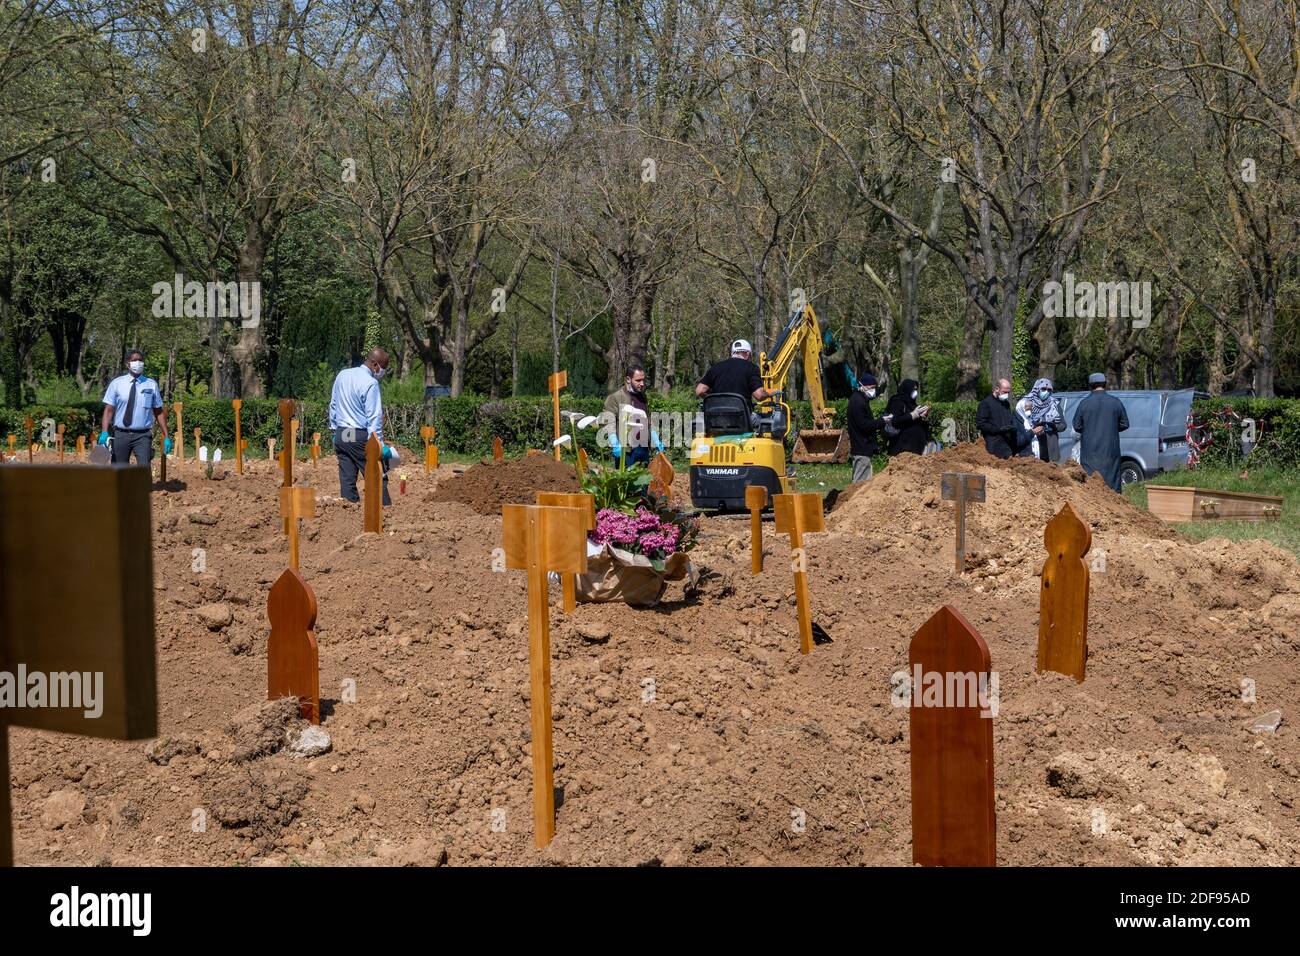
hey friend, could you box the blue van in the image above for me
[1049,388,1196,486]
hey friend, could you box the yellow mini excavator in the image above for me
[688,303,848,511]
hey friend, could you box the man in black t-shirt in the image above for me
[695,339,774,415]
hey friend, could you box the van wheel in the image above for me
[1119,460,1143,486]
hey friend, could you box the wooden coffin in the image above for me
[1146,485,1283,523]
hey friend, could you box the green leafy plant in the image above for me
[580,463,653,513]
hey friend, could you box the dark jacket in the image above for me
[883,379,930,455]
[976,393,1022,459]
[1072,390,1130,491]
[847,389,889,457]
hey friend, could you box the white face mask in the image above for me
[371,365,386,380]
[911,390,918,401]
[865,388,876,399]
[128,360,144,375]
[998,392,1010,401]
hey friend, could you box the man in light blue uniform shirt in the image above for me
[100,349,171,467]
[329,348,395,505]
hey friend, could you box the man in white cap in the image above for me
[695,339,776,416]
[1072,372,1129,491]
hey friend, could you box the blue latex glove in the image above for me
[652,430,665,455]
[163,437,173,454]
[381,443,393,461]
[609,436,622,460]
[97,431,109,446]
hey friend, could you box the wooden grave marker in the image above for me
[1038,502,1091,682]
[493,436,504,461]
[290,417,299,469]
[56,423,65,462]
[536,492,596,613]
[279,399,295,534]
[772,492,826,655]
[576,447,589,478]
[267,566,320,725]
[941,472,986,573]
[501,503,589,847]
[364,433,383,533]
[649,452,675,502]
[24,416,32,463]
[909,604,995,867]
[75,435,85,462]
[0,466,158,865]
[311,432,320,468]
[173,402,184,476]
[548,370,568,461]
[232,398,244,474]
[420,425,437,474]
[279,486,316,572]
[6,435,14,457]
[746,485,768,574]
[267,437,277,475]
[193,428,201,474]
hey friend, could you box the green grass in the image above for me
[1125,465,1299,556]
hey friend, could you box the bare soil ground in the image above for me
[6,444,1298,866]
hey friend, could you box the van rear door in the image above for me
[1158,388,1195,473]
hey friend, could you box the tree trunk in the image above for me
[956,304,985,401]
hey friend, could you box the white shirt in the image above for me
[102,374,163,429]
[328,365,383,441]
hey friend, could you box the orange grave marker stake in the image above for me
[311,432,320,468]
[279,486,316,572]
[536,492,596,613]
[173,403,184,476]
[24,417,33,463]
[941,472,985,574]
[649,452,674,502]
[6,435,14,457]
[0,466,158,865]
[267,437,277,474]
[493,436,504,461]
[193,427,201,470]
[267,565,320,725]
[501,503,588,847]
[1038,502,1091,682]
[75,435,85,463]
[772,492,825,654]
[420,426,436,474]
[548,370,567,461]
[279,399,295,534]
[56,424,65,462]
[364,434,383,533]
[746,485,768,574]
[909,604,996,867]
[231,399,244,475]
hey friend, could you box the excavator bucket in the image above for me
[791,428,848,464]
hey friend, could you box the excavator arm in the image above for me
[758,304,848,462]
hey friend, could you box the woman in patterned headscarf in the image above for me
[1024,377,1066,462]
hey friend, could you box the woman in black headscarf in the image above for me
[884,378,931,455]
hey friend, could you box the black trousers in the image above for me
[335,428,390,505]
[111,429,152,466]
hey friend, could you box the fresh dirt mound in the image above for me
[429,454,580,514]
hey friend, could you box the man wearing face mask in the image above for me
[846,374,893,482]
[883,378,931,455]
[602,363,662,466]
[100,349,171,467]
[329,348,395,506]
[976,378,1027,459]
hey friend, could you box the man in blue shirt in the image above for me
[100,349,171,467]
[329,348,396,505]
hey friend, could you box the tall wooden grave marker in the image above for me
[173,402,184,476]
[364,434,383,533]
[56,424,65,462]
[649,452,675,502]
[941,472,986,573]
[746,485,768,574]
[536,492,596,612]
[279,486,316,571]
[548,370,567,461]
[909,604,995,867]
[232,399,244,474]
[279,399,295,534]
[420,425,437,473]
[24,417,32,463]
[501,503,588,847]
[267,566,320,725]
[493,436,504,461]
[772,492,825,655]
[0,467,158,865]
[1038,502,1091,682]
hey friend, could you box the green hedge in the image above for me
[6,394,1293,467]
